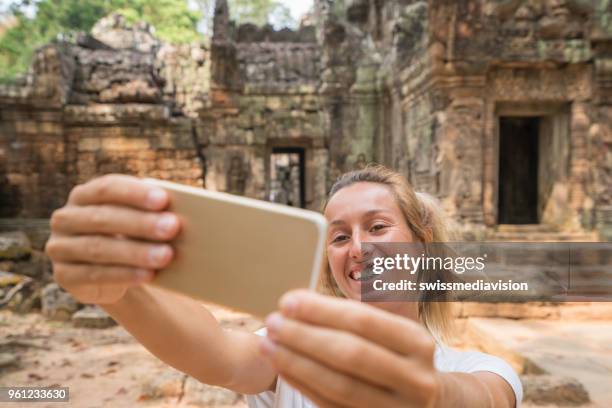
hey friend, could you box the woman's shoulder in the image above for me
[434,343,508,371]
[434,344,523,406]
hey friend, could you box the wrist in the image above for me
[100,285,145,312]
[432,372,450,408]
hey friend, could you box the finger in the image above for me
[282,373,347,408]
[67,174,169,211]
[278,290,433,356]
[53,262,154,288]
[46,235,173,269]
[260,337,402,408]
[51,205,180,241]
[265,313,433,397]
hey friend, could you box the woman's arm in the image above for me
[46,175,277,394]
[437,371,515,408]
[103,284,276,394]
[259,290,516,408]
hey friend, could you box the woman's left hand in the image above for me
[260,289,441,408]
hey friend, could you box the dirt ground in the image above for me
[3,305,609,407]
[0,306,498,408]
[0,306,262,408]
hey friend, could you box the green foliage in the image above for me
[0,0,300,83]
[192,0,297,35]
[112,0,201,43]
[0,0,201,83]
[229,0,295,28]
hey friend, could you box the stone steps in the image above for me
[489,232,600,242]
[454,302,612,320]
[487,225,600,242]
[0,218,50,250]
[496,224,558,233]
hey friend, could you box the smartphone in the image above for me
[144,179,327,317]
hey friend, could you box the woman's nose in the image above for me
[348,234,362,260]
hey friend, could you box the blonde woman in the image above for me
[46,166,522,407]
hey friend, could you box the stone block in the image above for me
[72,305,116,328]
[141,370,185,399]
[77,138,101,152]
[302,95,319,111]
[157,158,177,171]
[101,138,150,151]
[154,131,174,149]
[522,375,590,406]
[298,84,316,93]
[171,131,196,150]
[38,122,63,134]
[8,282,42,314]
[11,250,52,280]
[0,353,18,369]
[457,302,560,319]
[265,97,282,111]
[41,283,80,321]
[0,231,32,260]
[0,270,25,287]
[36,111,63,122]
[15,121,38,135]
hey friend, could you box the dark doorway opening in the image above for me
[269,147,305,208]
[498,117,540,224]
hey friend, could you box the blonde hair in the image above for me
[320,164,453,342]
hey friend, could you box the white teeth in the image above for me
[352,271,361,280]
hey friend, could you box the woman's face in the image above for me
[324,182,415,301]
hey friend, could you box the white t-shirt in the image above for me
[246,329,522,408]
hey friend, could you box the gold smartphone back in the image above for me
[144,179,327,317]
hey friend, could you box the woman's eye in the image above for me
[370,224,386,232]
[331,235,349,243]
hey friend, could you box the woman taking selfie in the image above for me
[45,165,522,407]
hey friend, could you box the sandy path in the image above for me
[0,305,261,407]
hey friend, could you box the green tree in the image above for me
[229,0,295,28]
[0,0,201,83]
[193,0,296,36]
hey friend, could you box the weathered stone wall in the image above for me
[64,105,202,186]
[199,0,328,208]
[0,105,68,217]
[0,15,209,218]
[0,43,72,218]
[317,0,612,238]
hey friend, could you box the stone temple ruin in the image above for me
[1,0,611,241]
[1,3,612,403]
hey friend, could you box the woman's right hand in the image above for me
[45,174,180,305]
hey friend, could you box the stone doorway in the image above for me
[498,117,540,224]
[268,147,306,208]
[485,103,571,228]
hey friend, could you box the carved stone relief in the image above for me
[485,0,593,39]
[226,155,247,195]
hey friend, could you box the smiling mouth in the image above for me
[349,264,375,282]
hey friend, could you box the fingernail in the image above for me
[146,189,167,209]
[260,337,277,356]
[149,246,170,266]
[156,214,177,237]
[265,313,284,333]
[135,269,153,282]
[279,295,298,316]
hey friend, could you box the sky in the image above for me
[1,1,314,22]
[282,0,313,22]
